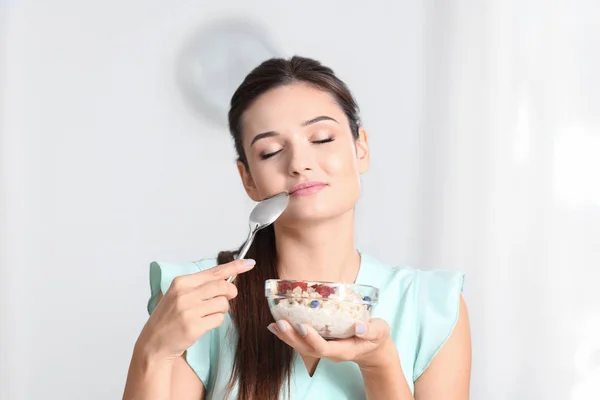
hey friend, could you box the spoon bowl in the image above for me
[226,192,289,283]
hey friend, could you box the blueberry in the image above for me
[363,296,372,302]
[310,300,320,308]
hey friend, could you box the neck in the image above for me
[274,211,360,283]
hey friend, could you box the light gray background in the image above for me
[1,1,599,399]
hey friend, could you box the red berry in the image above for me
[291,282,308,291]
[278,282,292,292]
[313,285,335,298]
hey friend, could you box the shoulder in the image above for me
[360,252,467,381]
[413,294,471,397]
[147,257,218,314]
[359,252,465,302]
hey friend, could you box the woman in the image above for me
[124,56,471,399]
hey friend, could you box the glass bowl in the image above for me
[265,279,379,339]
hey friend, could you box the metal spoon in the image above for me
[226,192,290,283]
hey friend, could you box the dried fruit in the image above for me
[311,284,335,298]
[291,282,308,291]
[278,281,293,292]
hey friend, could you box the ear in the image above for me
[236,160,262,202]
[356,127,370,174]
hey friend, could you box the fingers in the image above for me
[169,259,255,292]
[353,318,389,341]
[198,296,230,316]
[268,318,392,363]
[201,312,226,331]
[291,323,328,355]
[204,259,256,282]
[193,298,229,336]
[268,320,332,358]
[268,320,308,353]
[180,307,226,339]
[167,261,246,332]
[196,279,238,301]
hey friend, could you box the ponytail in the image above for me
[218,225,293,399]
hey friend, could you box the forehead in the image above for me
[240,82,348,137]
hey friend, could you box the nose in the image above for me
[287,146,314,176]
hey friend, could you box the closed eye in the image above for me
[260,138,334,160]
[260,149,283,160]
[313,138,334,144]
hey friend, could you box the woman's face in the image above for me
[237,82,370,225]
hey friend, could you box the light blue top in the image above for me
[147,252,465,399]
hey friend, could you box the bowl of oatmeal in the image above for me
[264,279,379,339]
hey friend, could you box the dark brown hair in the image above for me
[217,55,361,399]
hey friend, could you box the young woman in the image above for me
[124,56,471,400]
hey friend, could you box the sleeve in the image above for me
[147,259,216,387]
[412,269,465,381]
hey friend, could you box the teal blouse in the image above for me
[147,252,465,399]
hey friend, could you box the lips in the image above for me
[289,181,328,196]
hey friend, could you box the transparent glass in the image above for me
[265,279,379,339]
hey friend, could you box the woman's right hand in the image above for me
[136,259,256,361]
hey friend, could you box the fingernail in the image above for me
[355,323,367,336]
[267,325,278,335]
[296,323,308,337]
[242,259,256,267]
[276,320,288,333]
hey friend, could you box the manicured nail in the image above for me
[276,320,288,333]
[267,325,278,335]
[242,259,256,267]
[296,323,308,337]
[355,323,367,336]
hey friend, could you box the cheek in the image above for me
[322,148,358,177]
[249,164,286,194]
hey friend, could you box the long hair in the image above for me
[220,55,361,399]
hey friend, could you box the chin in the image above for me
[280,203,356,225]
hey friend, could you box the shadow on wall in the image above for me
[176,19,283,128]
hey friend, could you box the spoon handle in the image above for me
[226,229,257,283]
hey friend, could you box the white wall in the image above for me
[1,1,599,399]
[419,2,600,399]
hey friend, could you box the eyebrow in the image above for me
[250,115,339,146]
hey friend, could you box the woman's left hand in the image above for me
[268,318,396,368]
